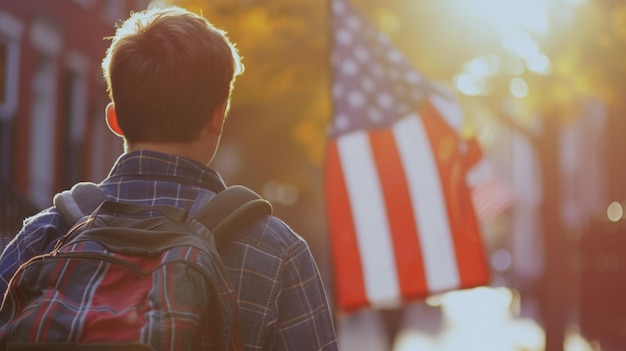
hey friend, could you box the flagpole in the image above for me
[324,0,341,328]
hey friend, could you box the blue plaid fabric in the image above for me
[0,150,338,351]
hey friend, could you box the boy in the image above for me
[0,7,337,350]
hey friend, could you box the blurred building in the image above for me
[489,98,612,350]
[0,0,149,241]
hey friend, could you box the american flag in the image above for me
[324,0,490,312]
[467,158,517,222]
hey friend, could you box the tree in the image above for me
[343,1,626,350]
[163,1,626,349]
[441,1,626,350]
[164,0,329,183]
[162,0,335,279]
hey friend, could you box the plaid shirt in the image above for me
[0,150,338,351]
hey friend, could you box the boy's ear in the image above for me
[105,102,124,137]
[208,101,228,134]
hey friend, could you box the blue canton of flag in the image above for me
[329,0,427,136]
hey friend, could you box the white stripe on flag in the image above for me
[392,114,460,292]
[336,131,401,307]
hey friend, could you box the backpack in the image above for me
[0,182,272,351]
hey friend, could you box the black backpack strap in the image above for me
[53,182,109,226]
[192,185,273,242]
[54,183,272,241]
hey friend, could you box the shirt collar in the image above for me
[107,150,226,191]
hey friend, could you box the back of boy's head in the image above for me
[101,7,244,143]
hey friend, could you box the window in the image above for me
[61,52,90,188]
[28,20,61,207]
[0,11,23,183]
[0,42,7,106]
[0,10,23,120]
[28,54,58,207]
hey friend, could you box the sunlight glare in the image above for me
[454,56,500,97]
[393,331,437,351]
[607,201,623,222]
[525,53,552,75]
[396,289,598,351]
[147,0,167,9]
[465,58,490,78]
[564,0,588,7]
[503,56,525,75]
[425,292,443,307]
[441,287,513,326]
[502,31,540,60]
[564,325,594,351]
[509,77,529,98]
[453,73,485,96]
[493,0,548,34]
[459,0,549,35]
[435,287,545,351]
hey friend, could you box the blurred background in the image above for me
[0,0,624,350]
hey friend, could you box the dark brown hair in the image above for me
[102,7,243,143]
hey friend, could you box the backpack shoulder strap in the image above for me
[192,185,273,242]
[53,182,108,226]
[54,183,273,243]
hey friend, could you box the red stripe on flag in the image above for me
[324,141,367,311]
[368,127,428,300]
[463,138,483,172]
[420,102,490,289]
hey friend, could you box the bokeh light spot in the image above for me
[607,201,623,222]
[509,77,529,98]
